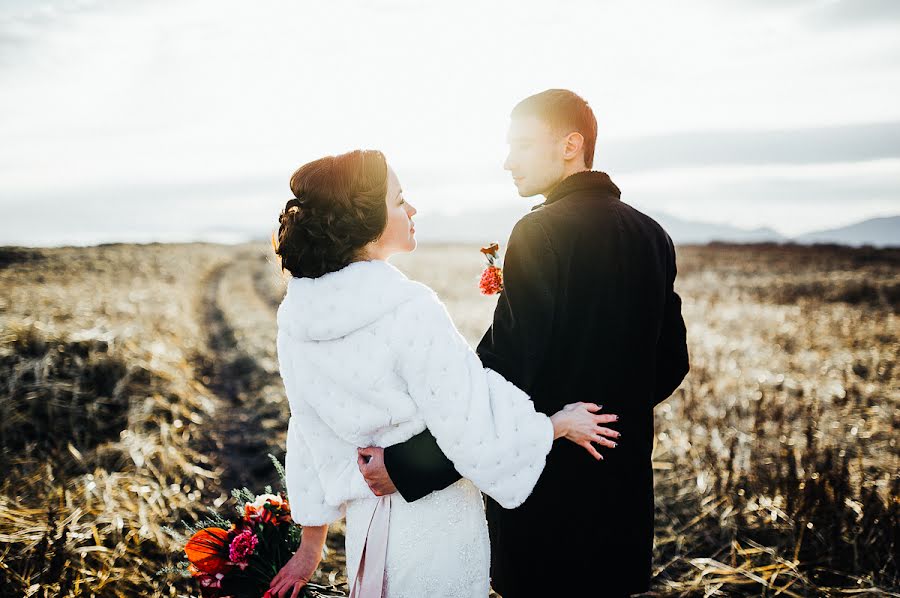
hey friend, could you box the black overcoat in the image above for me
[384,170,690,597]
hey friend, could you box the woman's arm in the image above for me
[267,524,327,598]
[392,293,615,508]
[283,415,346,526]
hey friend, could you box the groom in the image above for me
[358,89,689,597]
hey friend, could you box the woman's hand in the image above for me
[267,524,328,598]
[550,402,620,461]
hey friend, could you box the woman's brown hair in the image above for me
[273,149,388,279]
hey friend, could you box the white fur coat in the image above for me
[276,259,553,526]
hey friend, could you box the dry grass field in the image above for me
[0,241,897,597]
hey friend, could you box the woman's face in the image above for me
[366,164,417,260]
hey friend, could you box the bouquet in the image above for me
[479,243,504,295]
[158,454,345,598]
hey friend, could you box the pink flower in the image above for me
[227,528,259,564]
[198,571,224,588]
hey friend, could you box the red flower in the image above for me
[479,265,503,295]
[478,242,504,295]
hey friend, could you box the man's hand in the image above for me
[357,447,398,496]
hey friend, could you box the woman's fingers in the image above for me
[594,426,620,439]
[290,582,307,598]
[594,413,619,424]
[274,579,294,598]
[592,434,617,449]
[581,441,603,461]
[582,402,602,413]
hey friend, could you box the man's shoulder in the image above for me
[529,198,675,254]
[618,201,675,247]
[617,200,666,230]
[509,210,552,245]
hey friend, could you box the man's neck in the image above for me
[542,165,590,198]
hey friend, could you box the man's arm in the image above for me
[376,217,558,502]
[382,429,461,502]
[653,235,689,406]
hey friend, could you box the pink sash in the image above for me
[349,494,392,598]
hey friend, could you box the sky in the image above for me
[1,0,899,246]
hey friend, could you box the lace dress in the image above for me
[345,478,490,597]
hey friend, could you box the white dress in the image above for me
[276,259,554,597]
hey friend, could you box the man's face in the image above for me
[503,114,567,198]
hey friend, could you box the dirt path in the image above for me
[195,250,287,494]
[192,248,350,586]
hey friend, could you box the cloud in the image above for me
[602,121,900,172]
[1,0,899,245]
[808,0,900,28]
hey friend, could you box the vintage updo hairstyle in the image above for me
[273,149,389,279]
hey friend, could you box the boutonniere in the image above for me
[478,243,503,295]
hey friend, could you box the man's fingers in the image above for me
[594,426,620,439]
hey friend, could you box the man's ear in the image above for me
[563,132,585,162]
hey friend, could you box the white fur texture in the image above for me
[277,259,553,526]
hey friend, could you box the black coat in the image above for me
[384,171,689,597]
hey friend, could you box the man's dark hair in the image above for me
[511,89,598,169]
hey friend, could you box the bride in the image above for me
[267,149,620,598]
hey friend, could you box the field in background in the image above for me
[0,242,897,597]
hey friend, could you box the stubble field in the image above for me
[0,241,897,597]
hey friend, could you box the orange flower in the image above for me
[244,493,293,525]
[480,243,500,255]
[184,527,231,575]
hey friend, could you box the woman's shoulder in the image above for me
[278,259,440,341]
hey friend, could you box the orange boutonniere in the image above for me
[479,243,503,295]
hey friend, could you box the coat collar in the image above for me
[531,170,621,211]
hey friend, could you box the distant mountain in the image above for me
[252,209,898,248]
[648,213,786,245]
[795,215,899,248]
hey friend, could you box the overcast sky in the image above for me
[2,0,899,245]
